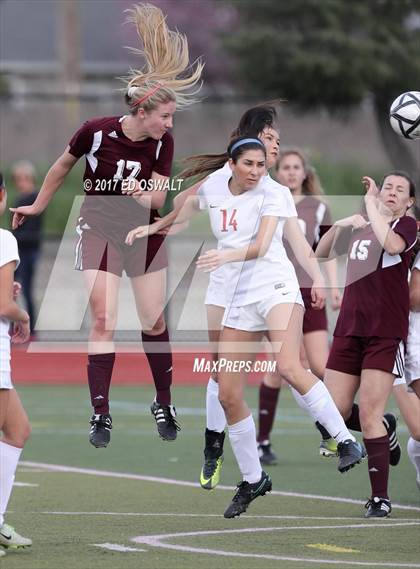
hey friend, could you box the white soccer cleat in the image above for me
[0,523,32,548]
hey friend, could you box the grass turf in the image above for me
[3,385,420,569]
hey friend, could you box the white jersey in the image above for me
[0,229,20,375]
[198,168,299,306]
[405,251,420,384]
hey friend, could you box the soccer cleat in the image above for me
[223,471,272,519]
[0,524,32,549]
[337,439,364,473]
[364,497,392,518]
[200,429,225,490]
[89,413,112,448]
[383,413,401,466]
[319,437,338,457]
[150,401,180,441]
[258,441,278,465]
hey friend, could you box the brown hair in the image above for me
[178,104,278,181]
[275,148,324,196]
[123,4,203,114]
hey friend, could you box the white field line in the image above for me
[13,482,38,487]
[131,524,420,567]
[33,513,417,521]
[20,460,420,513]
[92,543,146,552]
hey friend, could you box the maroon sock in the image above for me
[345,403,362,431]
[142,328,172,406]
[257,383,280,443]
[87,353,115,414]
[364,435,390,499]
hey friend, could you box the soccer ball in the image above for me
[389,91,420,140]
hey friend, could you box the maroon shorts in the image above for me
[74,219,168,278]
[301,288,328,334]
[326,336,405,378]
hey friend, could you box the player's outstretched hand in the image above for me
[9,205,40,230]
[13,282,22,300]
[196,249,228,272]
[11,318,30,344]
[362,176,379,197]
[125,224,158,245]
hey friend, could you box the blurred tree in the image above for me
[224,0,420,178]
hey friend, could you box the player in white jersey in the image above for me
[393,243,420,490]
[125,106,283,489]
[128,137,364,517]
[0,173,32,554]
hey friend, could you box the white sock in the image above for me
[290,386,310,412]
[301,381,355,444]
[228,414,262,483]
[0,441,22,526]
[407,437,420,485]
[206,377,226,432]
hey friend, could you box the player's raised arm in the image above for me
[10,148,78,229]
[125,194,201,245]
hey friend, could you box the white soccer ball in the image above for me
[389,91,420,140]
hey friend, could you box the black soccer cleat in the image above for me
[337,439,364,473]
[365,497,392,518]
[258,442,278,466]
[200,429,225,490]
[89,413,112,448]
[150,401,180,441]
[224,471,272,519]
[383,413,401,466]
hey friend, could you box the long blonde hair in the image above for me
[123,3,204,113]
[276,147,324,196]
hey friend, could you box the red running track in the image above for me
[11,344,265,386]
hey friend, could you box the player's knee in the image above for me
[275,362,301,384]
[93,311,116,335]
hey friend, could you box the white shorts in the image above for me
[204,269,227,308]
[222,289,304,332]
[0,371,13,390]
[405,314,420,383]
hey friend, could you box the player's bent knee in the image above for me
[275,363,302,384]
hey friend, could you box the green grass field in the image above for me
[4,385,420,569]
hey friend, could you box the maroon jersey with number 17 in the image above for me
[334,215,417,340]
[68,115,174,229]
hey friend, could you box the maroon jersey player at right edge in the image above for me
[316,171,417,518]
[11,4,203,448]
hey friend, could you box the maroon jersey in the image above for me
[284,196,332,288]
[334,215,417,340]
[68,116,174,229]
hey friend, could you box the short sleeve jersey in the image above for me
[334,215,417,340]
[284,195,332,288]
[198,171,299,306]
[68,116,174,228]
[0,229,20,373]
